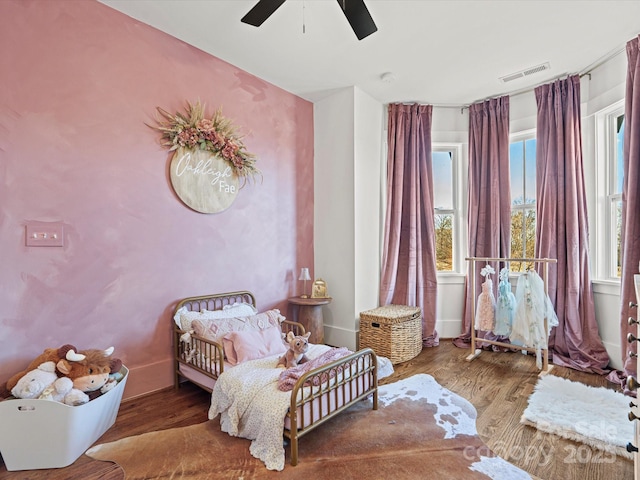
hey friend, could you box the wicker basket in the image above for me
[359,305,422,364]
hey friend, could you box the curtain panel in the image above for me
[379,103,439,347]
[454,96,511,348]
[616,35,640,387]
[534,75,610,374]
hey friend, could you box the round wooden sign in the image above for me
[169,147,239,213]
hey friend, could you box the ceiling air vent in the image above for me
[499,62,550,83]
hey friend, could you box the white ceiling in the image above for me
[99,0,640,106]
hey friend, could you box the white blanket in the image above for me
[208,344,393,471]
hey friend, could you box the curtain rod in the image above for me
[410,41,629,114]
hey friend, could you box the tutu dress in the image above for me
[494,268,516,336]
[475,276,496,332]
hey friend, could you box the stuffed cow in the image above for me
[56,346,118,399]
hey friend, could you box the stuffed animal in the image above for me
[88,356,123,401]
[277,331,311,369]
[10,361,89,406]
[55,346,117,399]
[107,357,124,383]
[5,344,77,393]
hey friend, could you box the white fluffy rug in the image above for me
[521,374,634,459]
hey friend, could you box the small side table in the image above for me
[287,296,332,344]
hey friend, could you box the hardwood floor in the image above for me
[0,341,633,479]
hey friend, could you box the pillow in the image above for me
[222,326,287,365]
[173,306,204,331]
[222,302,257,315]
[192,309,285,345]
[173,302,258,331]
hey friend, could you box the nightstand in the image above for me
[287,296,332,344]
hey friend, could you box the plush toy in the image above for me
[10,361,89,406]
[108,357,124,383]
[87,356,123,401]
[277,331,311,369]
[5,344,77,393]
[56,346,118,399]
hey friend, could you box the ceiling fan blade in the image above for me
[337,0,377,40]
[241,0,287,27]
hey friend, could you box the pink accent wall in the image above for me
[0,0,314,398]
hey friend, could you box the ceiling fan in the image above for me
[241,0,378,41]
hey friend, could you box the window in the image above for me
[609,111,624,278]
[509,134,537,272]
[433,146,459,272]
[595,101,624,281]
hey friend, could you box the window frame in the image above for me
[595,100,624,282]
[508,129,537,272]
[432,143,463,275]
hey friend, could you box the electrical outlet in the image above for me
[25,223,64,247]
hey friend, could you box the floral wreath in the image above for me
[150,101,260,183]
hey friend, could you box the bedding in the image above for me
[277,346,352,391]
[208,347,326,470]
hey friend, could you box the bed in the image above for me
[172,291,383,469]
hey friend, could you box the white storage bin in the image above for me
[0,365,128,471]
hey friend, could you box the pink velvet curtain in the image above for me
[379,103,439,347]
[615,35,640,387]
[453,97,511,348]
[534,75,610,374]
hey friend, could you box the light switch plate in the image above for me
[25,223,64,247]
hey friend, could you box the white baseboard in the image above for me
[323,324,357,350]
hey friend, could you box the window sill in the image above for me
[436,272,466,285]
[592,279,621,296]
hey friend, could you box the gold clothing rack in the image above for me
[465,256,558,374]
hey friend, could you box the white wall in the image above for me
[314,51,627,369]
[431,107,469,339]
[314,86,383,349]
[353,88,385,334]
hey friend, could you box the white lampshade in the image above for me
[298,267,311,281]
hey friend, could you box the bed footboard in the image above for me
[284,348,378,466]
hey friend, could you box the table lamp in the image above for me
[298,267,311,298]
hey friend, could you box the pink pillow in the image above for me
[222,326,287,366]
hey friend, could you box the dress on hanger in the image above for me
[475,277,496,332]
[510,270,559,368]
[494,268,516,336]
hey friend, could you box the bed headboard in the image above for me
[174,291,256,314]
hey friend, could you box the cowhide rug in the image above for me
[86,374,531,479]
